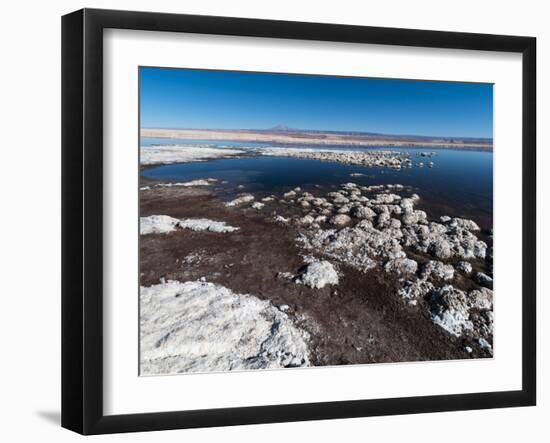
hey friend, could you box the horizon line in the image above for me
[140,126,494,142]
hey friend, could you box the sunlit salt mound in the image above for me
[298,260,339,289]
[140,215,239,235]
[140,280,310,374]
[140,145,245,165]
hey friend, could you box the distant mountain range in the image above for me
[268,124,295,132]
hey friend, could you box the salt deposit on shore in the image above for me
[139,171,493,362]
[140,145,245,165]
[297,260,339,289]
[226,194,255,207]
[428,285,493,338]
[154,178,218,187]
[140,280,310,374]
[262,147,410,169]
[260,181,493,349]
[140,215,238,235]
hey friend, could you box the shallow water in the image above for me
[141,140,493,229]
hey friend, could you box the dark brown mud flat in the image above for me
[140,185,486,367]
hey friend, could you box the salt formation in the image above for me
[226,194,255,207]
[268,181,492,349]
[140,145,244,165]
[140,280,310,374]
[140,215,238,235]
[297,260,339,289]
[262,147,410,169]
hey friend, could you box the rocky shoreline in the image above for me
[262,148,412,169]
[139,171,493,374]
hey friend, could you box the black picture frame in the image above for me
[62,8,537,435]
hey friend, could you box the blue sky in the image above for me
[139,67,493,139]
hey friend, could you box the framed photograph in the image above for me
[62,8,536,435]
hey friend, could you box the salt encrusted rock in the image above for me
[456,261,473,274]
[274,215,289,224]
[372,193,401,205]
[428,285,474,337]
[141,215,239,235]
[277,271,295,280]
[376,212,392,229]
[427,283,494,340]
[476,272,494,289]
[262,148,410,169]
[398,279,434,301]
[140,215,182,234]
[385,204,403,216]
[315,215,327,223]
[362,185,383,192]
[297,260,339,289]
[440,215,451,223]
[298,215,315,225]
[155,178,218,188]
[402,209,428,226]
[396,260,453,302]
[331,193,350,205]
[452,218,481,232]
[287,185,491,342]
[284,190,297,198]
[140,280,310,374]
[469,287,493,310]
[350,205,376,219]
[251,202,265,210]
[476,310,494,340]
[421,260,455,281]
[297,221,405,273]
[478,337,492,351]
[337,205,351,214]
[401,220,487,260]
[384,258,418,276]
[226,194,255,207]
[341,182,358,191]
[329,214,352,226]
[474,241,488,259]
[261,196,275,202]
[388,218,402,230]
[178,218,239,233]
[300,200,311,209]
[387,184,404,190]
[430,238,453,260]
